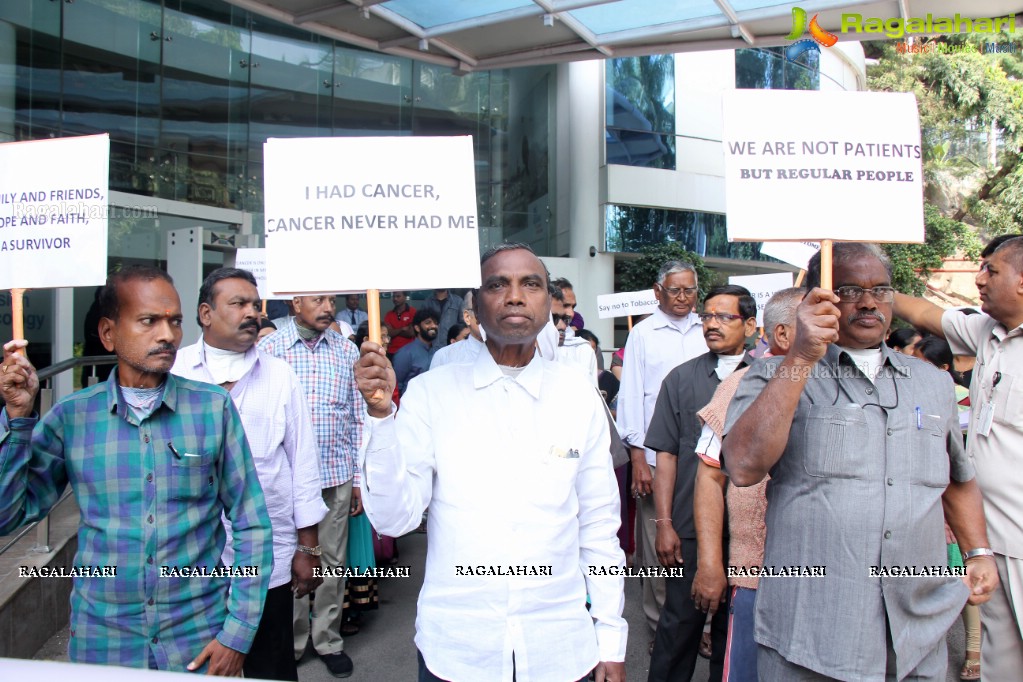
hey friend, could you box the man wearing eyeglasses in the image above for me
[723,242,997,681]
[644,285,757,682]
[617,260,708,647]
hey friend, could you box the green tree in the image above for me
[866,34,1023,294]
[618,244,716,301]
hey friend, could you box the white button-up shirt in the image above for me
[173,341,328,589]
[617,307,708,466]
[429,334,485,369]
[360,349,627,682]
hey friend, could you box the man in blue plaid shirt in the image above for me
[0,266,272,674]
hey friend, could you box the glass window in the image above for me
[604,204,771,262]
[735,47,819,90]
[606,55,675,169]
[0,1,62,142]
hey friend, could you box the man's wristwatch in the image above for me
[297,544,322,556]
[963,547,995,561]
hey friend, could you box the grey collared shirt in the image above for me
[723,344,973,681]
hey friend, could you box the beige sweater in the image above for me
[697,367,768,590]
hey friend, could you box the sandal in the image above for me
[960,657,980,681]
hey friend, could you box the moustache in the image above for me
[148,344,176,356]
[849,311,887,325]
[239,320,259,332]
[704,330,723,338]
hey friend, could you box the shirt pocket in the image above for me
[530,445,582,508]
[993,373,1022,429]
[169,451,217,501]
[801,405,872,479]
[912,414,949,488]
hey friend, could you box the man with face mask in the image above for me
[172,267,328,681]
[258,292,365,678]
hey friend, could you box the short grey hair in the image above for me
[657,260,697,286]
[763,287,805,343]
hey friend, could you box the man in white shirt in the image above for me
[172,268,328,681]
[336,294,369,329]
[430,289,485,369]
[616,260,708,644]
[355,243,627,682]
[552,286,598,386]
[894,235,1023,681]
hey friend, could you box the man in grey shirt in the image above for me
[723,243,998,681]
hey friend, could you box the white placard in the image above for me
[722,90,924,243]
[264,136,481,294]
[0,134,109,290]
[596,289,659,319]
[759,241,820,269]
[234,248,290,301]
[728,272,795,326]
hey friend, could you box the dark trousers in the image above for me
[648,538,729,682]
[245,583,299,681]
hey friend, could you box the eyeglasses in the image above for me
[833,286,896,303]
[552,314,573,325]
[657,284,698,299]
[697,312,745,323]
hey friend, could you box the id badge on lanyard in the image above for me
[976,370,1002,437]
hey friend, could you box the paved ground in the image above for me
[35,530,969,681]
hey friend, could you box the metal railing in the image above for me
[0,355,117,557]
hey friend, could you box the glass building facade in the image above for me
[0,0,555,359]
[0,0,556,251]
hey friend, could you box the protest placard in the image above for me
[234,248,290,301]
[263,136,481,295]
[759,241,819,270]
[596,290,658,319]
[728,272,794,326]
[722,90,924,244]
[0,134,110,290]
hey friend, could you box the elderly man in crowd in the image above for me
[617,260,708,647]
[355,243,627,682]
[724,243,998,680]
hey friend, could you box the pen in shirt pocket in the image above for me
[168,442,200,458]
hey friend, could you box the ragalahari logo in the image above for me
[785,7,838,62]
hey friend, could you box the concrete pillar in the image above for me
[558,60,615,350]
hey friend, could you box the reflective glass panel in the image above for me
[606,56,675,169]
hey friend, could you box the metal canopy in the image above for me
[224,0,1023,71]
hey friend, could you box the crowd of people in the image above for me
[0,234,1021,682]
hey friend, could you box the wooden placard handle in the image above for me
[820,240,833,290]
[10,288,27,355]
[365,289,386,402]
